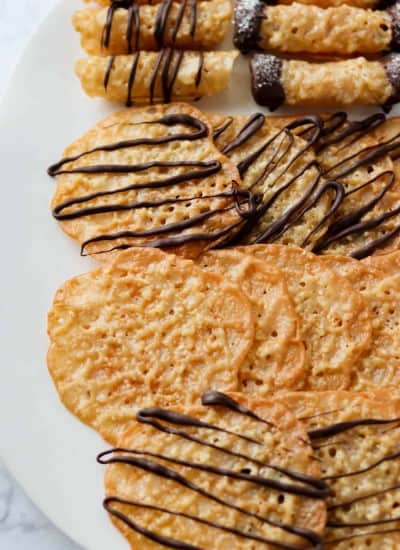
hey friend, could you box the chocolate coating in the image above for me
[250,53,285,111]
[233,0,264,53]
[381,52,400,112]
[388,2,400,51]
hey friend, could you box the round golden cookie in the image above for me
[102,392,327,549]
[208,112,334,250]
[49,102,242,259]
[198,249,306,393]
[240,244,372,391]
[47,248,254,443]
[280,391,400,549]
[322,254,400,392]
[315,117,400,258]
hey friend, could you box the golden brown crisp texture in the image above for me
[50,103,242,259]
[281,57,394,107]
[75,51,238,104]
[103,392,326,549]
[241,245,372,391]
[280,391,400,549]
[322,254,400,391]
[266,0,378,6]
[259,4,391,55]
[73,0,232,55]
[207,112,334,250]
[47,248,254,443]
[198,249,306,393]
[315,116,400,258]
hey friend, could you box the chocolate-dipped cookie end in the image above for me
[233,0,264,54]
[250,53,285,111]
[382,52,400,112]
[388,2,400,51]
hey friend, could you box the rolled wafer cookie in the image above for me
[76,50,238,105]
[73,0,231,55]
[234,0,396,55]
[250,53,400,111]
[86,0,212,5]
[87,0,388,5]
[253,0,387,7]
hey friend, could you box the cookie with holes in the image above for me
[241,245,372,391]
[48,103,246,259]
[322,254,400,392]
[100,391,327,549]
[280,391,400,549]
[206,112,340,250]
[208,111,400,259]
[47,248,254,443]
[198,249,306,393]
[311,112,400,259]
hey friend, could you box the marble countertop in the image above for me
[0,1,81,548]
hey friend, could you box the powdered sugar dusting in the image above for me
[233,0,264,53]
[252,53,281,90]
[251,53,285,110]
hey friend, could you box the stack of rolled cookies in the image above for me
[234,0,400,110]
[73,0,237,104]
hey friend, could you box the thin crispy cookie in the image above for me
[49,103,243,259]
[47,248,254,443]
[198,249,306,393]
[102,392,326,549]
[281,391,400,549]
[241,244,372,391]
[323,254,400,391]
[208,112,337,250]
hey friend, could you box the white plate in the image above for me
[0,1,398,549]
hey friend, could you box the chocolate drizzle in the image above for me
[311,111,400,257]
[214,110,400,257]
[50,109,400,258]
[98,392,326,549]
[307,413,400,544]
[101,0,198,53]
[103,49,204,106]
[49,114,257,255]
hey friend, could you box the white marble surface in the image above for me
[0,1,81,548]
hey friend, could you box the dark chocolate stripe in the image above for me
[221,113,265,155]
[104,496,302,550]
[48,114,208,175]
[325,529,400,546]
[126,2,140,53]
[126,51,140,106]
[309,418,400,440]
[155,0,173,47]
[328,482,400,511]
[323,448,400,481]
[98,393,325,549]
[212,117,233,139]
[103,56,115,90]
[98,447,326,498]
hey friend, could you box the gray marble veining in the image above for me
[0,1,82,548]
